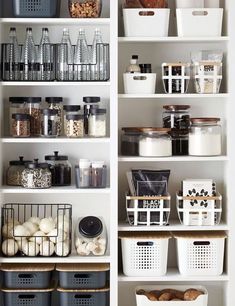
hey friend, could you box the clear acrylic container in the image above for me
[75,159,91,188]
[46,97,63,136]
[68,0,102,18]
[65,114,84,138]
[25,97,42,136]
[75,216,107,256]
[41,109,59,137]
[6,156,32,186]
[88,108,106,137]
[11,114,30,138]
[91,161,107,188]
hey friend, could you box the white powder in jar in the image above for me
[189,133,221,156]
[139,137,172,157]
[89,117,106,137]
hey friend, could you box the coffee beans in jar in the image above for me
[25,97,42,136]
[66,114,84,138]
[68,0,102,18]
[46,97,63,136]
[11,114,30,138]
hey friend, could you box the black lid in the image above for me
[45,151,68,161]
[24,97,41,103]
[9,97,34,104]
[63,105,81,112]
[132,55,138,59]
[9,156,32,166]
[42,27,49,31]
[46,97,63,103]
[66,114,84,120]
[26,27,32,31]
[25,159,49,169]
[90,108,106,115]
[83,97,100,103]
[10,27,16,31]
[139,64,152,68]
[12,114,30,120]
[79,216,103,238]
[41,109,58,116]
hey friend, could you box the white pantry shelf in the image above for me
[0,18,110,25]
[0,81,111,87]
[118,93,229,99]
[118,36,230,43]
[1,137,110,144]
[118,156,229,162]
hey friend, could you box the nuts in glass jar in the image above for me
[69,0,102,18]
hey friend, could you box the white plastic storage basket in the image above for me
[123,73,156,94]
[174,231,227,276]
[136,285,208,306]
[119,232,171,277]
[176,0,204,8]
[176,9,223,37]
[123,9,170,37]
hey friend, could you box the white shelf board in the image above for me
[1,186,111,194]
[118,156,229,162]
[1,81,111,87]
[119,36,230,43]
[118,221,229,232]
[0,18,110,25]
[118,93,229,99]
[1,137,110,144]
[118,269,229,282]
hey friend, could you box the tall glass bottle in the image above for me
[90,28,104,80]
[38,28,52,81]
[59,28,74,81]
[74,28,89,81]
[9,27,20,81]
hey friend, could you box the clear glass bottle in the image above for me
[9,27,20,81]
[126,55,141,73]
[6,156,32,186]
[59,28,74,81]
[38,27,52,81]
[91,28,103,80]
[121,128,141,156]
[88,108,106,137]
[74,28,89,81]
[45,151,72,186]
[46,97,63,136]
[189,118,222,156]
[25,97,42,136]
[83,96,100,135]
[11,114,30,138]
[68,0,102,18]
[75,159,91,188]
[65,114,84,137]
[41,109,59,137]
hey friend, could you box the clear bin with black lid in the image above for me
[75,216,107,256]
[11,113,31,138]
[45,151,71,186]
[83,96,101,135]
[6,156,32,186]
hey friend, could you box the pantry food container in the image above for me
[9,97,27,129]
[11,114,31,138]
[25,97,42,136]
[6,157,32,186]
[189,118,222,156]
[123,8,170,37]
[41,109,59,137]
[176,191,222,226]
[68,0,102,18]
[174,231,227,276]
[83,96,101,135]
[126,193,171,226]
[46,97,63,136]
[2,283,55,306]
[56,263,109,289]
[162,63,190,94]
[135,285,208,306]
[176,9,223,37]
[13,0,61,17]
[57,287,110,306]
[119,232,171,276]
[121,128,141,156]
[1,263,54,289]
[63,105,81,134]
[123,73,156,94]
[65,114,84,138]
[176,0,204,8]
[88,108,107,137]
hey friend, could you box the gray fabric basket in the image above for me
[13,0,60,17]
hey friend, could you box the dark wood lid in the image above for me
[56,263,109,272]
[2,281,56,292]
[119,231,172,239]
[1,263,55,272]
[190,117,220,124]
[163,105,190,111]
[57,286,110,293]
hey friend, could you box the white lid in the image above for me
[91,161,105,168]
[79,159,91,168]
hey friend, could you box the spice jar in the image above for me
[21,159,52,189]
[6,156,32,186]
[75,216,107,256]
[88,108,106,137]
[46,97,63,136]
[68,0,102,18]
[41,109,59,137]
[9,97,26,131]
[11,114,30,138]
[83,96,101,135]
[65,114,84,138]
[25,97,42,136]
[75,159,91,188]
[139,128,172,157]
[121,128,141,156]
[45,151,72,187]
[91,161,107,188]
[63,105,81,135]
[189,118,222,156]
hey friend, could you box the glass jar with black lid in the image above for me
[6,156,32,186]
[46,97,63,136]
[83,96,100,135]
[63,105,81,135]
[25,97,42,136]
[9,97,27,130]
[41,109,59,137]
[45,151,72,186]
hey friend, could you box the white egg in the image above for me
[13,225,31,240]
[17,239,28,251]
[29,231,47,245]
[48,229,67,243]
[77,243,90,256]
[55,241,70,257]
[2,239,18,256]
[75,237,82,248]
[92,243,106,256]
[23,222,39,235]
[27,217,41,226]
[2,223,14,239]
[39,218,55,234]
[22,242,39,257]
[40,241,55,256]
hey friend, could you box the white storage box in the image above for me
[176,9,223,37]
[119,232,171,277]
[123,73,156,94]
[123,8,170,37]
[176,0,204,9]
[136,285,208,306]
[174,231,227,276]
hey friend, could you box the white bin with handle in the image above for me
[123,73,156,94]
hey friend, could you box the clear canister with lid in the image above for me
[65,114,84,138]
[41,109,59,137]
[121,127,141,156]
[75,216,107,256]
[21,159,52,189]
[139,128,172,157]
[83,96,101,135]
[88,108,106,137]
[6,156,32,186]
[9,97,27,130]
[11,114,30,138]
[68,0,102,18]
[46,97,63,136]
[75,159,91,188]
[63,105,81,135]
[163,105,190,130]
[189,118,222,156]
[25,97,42,136]
[45,151,72,187]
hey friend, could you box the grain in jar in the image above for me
[6,156,32,186]
[25,97,42,136]
[63,105,81,135]
[46,97,63,136]
[83,96,101,135]
[88,108,106,137]
[11,114,30,138]
[65,114,84,138]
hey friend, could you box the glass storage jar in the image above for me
[83,96,100,135]
[11,114,30,138]
[21,159,52,189]
[163,105,190,130]
[46,97,63,136]
[25,97,42,136]
[68,0,102,18]
[189,118,222,156]
[75,159,91,188]
[41,109,59,137]
[91,161,106,188]
[75,216,107,256]
[121,127,141,156]
[171,129,189,156]
[9,97,27,130]
[88,108,106,137]
[45,151,71,186]
[139,128,172,157]
[63,105,81,135]
[6,156,32,186]
[65,114,84,137]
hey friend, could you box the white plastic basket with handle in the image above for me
[123,73,156,94]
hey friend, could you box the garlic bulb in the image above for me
[2,223,14,239]
[77,243,90,256]
[29,231,47,245]
[4,219,20,226]
[27,217,41,226]
[55,241,70,257]
[22,242,40,257]
[48,229,67,243]
[23,222,38,235]
[92,243,106,256]
[75,237,82,248]
[13,225,30,240]
[40,241,55,256]
[2,239,18,256]
[39,218,55,234]
[17,239,28,252]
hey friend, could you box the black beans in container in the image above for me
[171,130,189,156]
[163,105,190,130]
[121,128,141,156]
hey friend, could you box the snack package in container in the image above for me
[123,0,168,8]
